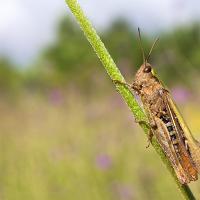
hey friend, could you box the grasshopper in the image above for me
[116,29,200,184]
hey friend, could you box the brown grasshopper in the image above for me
[116,29,200,184]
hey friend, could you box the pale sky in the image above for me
[0,0,200,66]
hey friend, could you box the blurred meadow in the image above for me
[1,0,200,199]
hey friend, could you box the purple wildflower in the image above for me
[95,153,112,170]
[171,86,191,104]
[112,182,135,200]
[49,88,63,105]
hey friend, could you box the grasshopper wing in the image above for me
[165,92,200,175]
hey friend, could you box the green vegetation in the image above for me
[2,19,200,91]
[0,7,200,200]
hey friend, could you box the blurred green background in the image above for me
[1,0,200,199]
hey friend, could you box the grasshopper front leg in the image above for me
[113,80,156,147]
[112,79,132,88]
[113,79,140,94]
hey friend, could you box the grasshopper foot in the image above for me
[112,79,131,88]
[134,119,156,148]
[146,130,154,148]
[135,119,157,130]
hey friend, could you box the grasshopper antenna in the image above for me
[146,37,159,62]
[137,28,146,65]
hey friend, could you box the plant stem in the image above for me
[65,0,195,199]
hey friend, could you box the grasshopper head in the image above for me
[133,28,159,93]
[131,62,155,92]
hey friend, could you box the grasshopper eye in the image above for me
[143,65,152,73]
